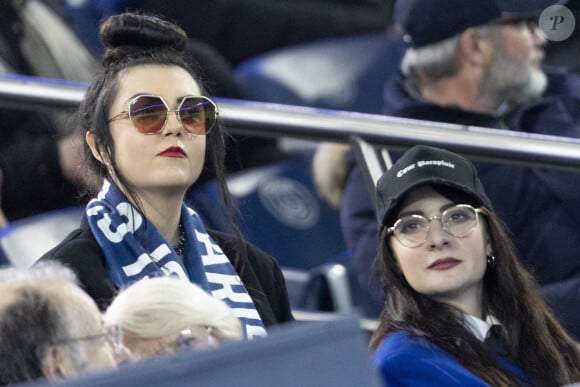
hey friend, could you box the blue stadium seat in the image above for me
[191,156,347,269]
[188,156,353,312]
[235,32,406,114]
[0,206,84,268]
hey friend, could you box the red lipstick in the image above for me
[427,258,461,271]
[158,146,186,158]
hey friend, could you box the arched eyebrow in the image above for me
[396,202,458,218]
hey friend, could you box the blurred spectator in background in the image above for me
[328,0,580,338]
[0,262,120,383]
[0,0,99,223]
[104,276,243,362]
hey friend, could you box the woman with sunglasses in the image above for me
[38,12,293,337]
[370,145,580,386]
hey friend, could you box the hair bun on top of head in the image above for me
[99,12,187,65]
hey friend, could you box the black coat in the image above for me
[38,217,294,327]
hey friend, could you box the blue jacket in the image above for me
[341,67,580,338]
[373,332,531,386]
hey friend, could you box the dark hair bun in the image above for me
[100,12,187,65]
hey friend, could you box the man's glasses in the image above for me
[109,94,219,135]
[387,204,485,248]
[51,325,126,356]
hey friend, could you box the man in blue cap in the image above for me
[390,0,578,116]
[340,0,580,340]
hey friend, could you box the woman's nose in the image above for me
[426,219,450,249]
[162,111,184,136]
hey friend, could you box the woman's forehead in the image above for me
[398,185,450,211]
[115,65,201,99]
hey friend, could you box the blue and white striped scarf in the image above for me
[86,180,266,339]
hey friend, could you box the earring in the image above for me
[487,255,496,268]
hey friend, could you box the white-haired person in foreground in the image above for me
[103,276,243,362]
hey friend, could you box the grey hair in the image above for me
[0,261,78,285]
[401,25,497,83]
[104,276,243,342]
[0,263,86,383]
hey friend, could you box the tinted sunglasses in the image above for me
[109,94,219,135]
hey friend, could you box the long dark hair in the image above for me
[370,185,580,386]
[76,12,246,266]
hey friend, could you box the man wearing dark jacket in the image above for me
[340,0,580,339]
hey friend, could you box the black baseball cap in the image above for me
[394,0,565,47]
[375,145,492,228]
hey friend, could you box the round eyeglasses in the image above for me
[387,204,485,248]
[109,94,219,135]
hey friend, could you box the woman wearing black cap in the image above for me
[370,145,580,386]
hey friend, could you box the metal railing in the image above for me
[2,74,580,172]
